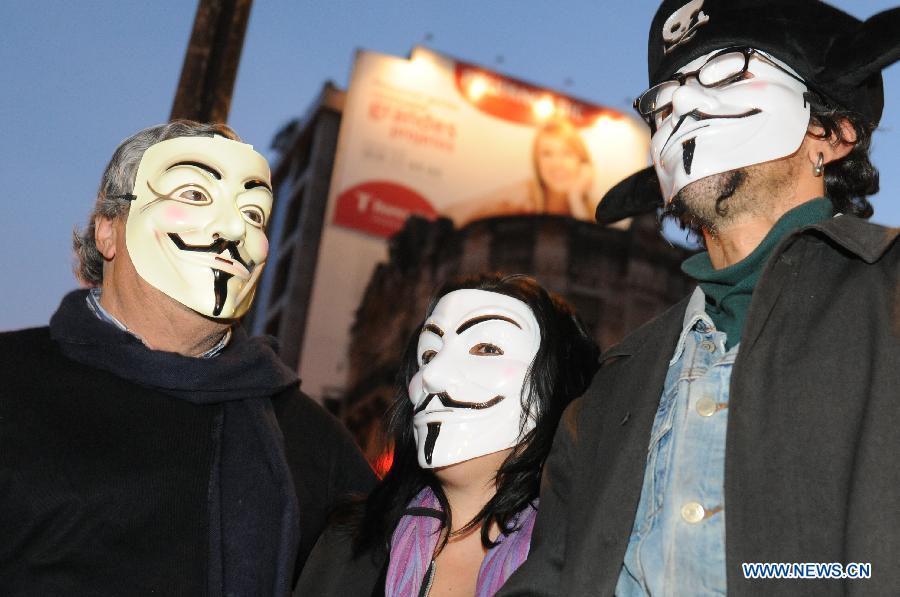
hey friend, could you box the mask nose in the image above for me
[209,202,247,241]
[670,82,718,121]
[420,351,458,395]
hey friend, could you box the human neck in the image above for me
[99,280,230,357]
[544,190,569,214]
[435,449,510,534]
[702,213,784,269]
[702,169,824,270]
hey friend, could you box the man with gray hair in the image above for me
[0,120,376,596]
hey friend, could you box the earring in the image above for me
[813,152,825,177]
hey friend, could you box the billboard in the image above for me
[299,47,650,400]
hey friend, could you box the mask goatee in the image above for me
[682,138,696,175]
[212,270,234,317]
[424,422,441,466]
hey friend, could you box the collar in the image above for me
[682,197,833,291]
[52,289,297,403]
[803,212,900,264]
[596,206,898,367]
[86,287,231,359]
[668,287,717,366]
[667,207,899,365]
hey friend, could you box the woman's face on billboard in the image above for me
[535,133,583,194]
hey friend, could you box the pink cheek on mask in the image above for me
[246,235,269,259]
[162,205,190,227]
[500,366,521,380]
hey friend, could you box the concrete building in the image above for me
[245,82,345,373]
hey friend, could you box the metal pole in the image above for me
[169,0,253,123]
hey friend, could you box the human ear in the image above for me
[94,215,117,260]
[806,118,856,165]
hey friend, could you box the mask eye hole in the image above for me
[421,349,437,365]
[241,206,265,228]
[177,189,211,204]
[469,343,504,356]
[653,104,674,128]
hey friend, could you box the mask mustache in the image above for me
[167,233,252,270]
[413,391,505,415]
[660,108,762,157]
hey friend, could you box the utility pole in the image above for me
[170,0,253,123]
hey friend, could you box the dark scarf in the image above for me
[49,289,300,597]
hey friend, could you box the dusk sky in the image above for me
[3,1,897,331]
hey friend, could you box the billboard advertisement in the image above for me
[299,47,650,400]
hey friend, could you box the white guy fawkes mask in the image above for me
[124,136,273,319]
[650,48,810,201]
[408,289,541,469]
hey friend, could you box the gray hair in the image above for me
[73,120,241,285]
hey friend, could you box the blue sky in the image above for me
[2,1,897,331]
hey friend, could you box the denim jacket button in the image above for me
[696,397,717,417]
[681,501,706,524]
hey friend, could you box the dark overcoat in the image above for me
[500,214,900,596]
[0,321,376,596]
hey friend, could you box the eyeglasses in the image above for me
[633,47,807,131]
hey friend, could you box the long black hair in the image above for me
[353,273,599,556]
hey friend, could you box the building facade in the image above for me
[246,83,345,371]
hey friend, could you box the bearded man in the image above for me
[0,121,375,596]
[499,1,900,596]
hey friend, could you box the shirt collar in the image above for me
[86,287,230,359]
[669,286,716,366]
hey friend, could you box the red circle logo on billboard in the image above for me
[333,180,437,238]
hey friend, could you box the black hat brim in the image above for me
[595,166,664,225]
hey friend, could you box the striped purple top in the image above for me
[385,487,538,597]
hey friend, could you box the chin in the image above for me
[429,446,515,473]
[675,170,741,202]
[662,169,749,236]
[545,181,574,195]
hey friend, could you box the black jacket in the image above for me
[500,215,900,596]
[293,524,387,597]
[0,321,376,596]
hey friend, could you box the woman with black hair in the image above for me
[295,273,599,596]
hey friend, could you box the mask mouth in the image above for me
[167,233,253,279]
[412,391,505,415]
